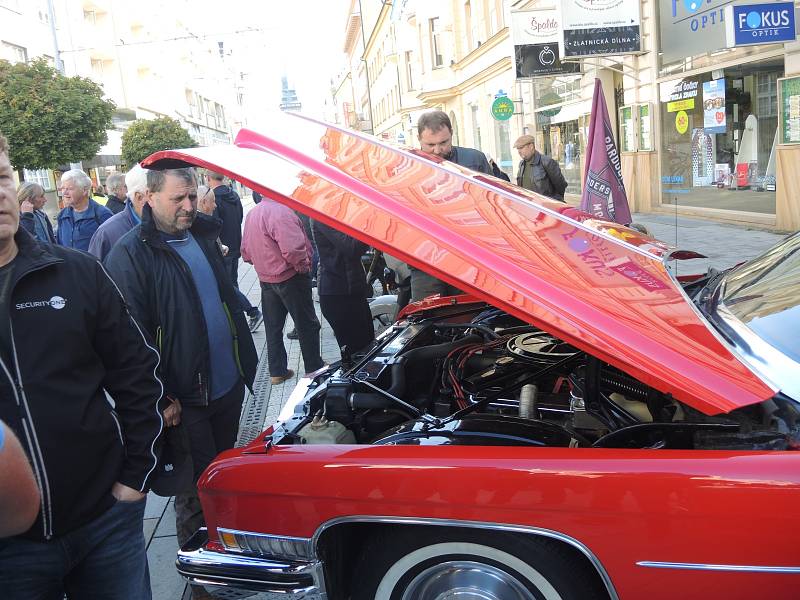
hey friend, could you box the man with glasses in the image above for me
[513,135,568,202]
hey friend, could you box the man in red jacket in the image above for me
[241,197,324,384]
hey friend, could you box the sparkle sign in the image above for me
[491,96,514,121]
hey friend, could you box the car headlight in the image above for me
[217,528,313,561]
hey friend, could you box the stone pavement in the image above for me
[143,202,791,599]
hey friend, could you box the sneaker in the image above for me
[286,327,299,340]
[270,369,295,385]
[247,309,263,332]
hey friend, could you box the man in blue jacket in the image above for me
[56,169,112,251]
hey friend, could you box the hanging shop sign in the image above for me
[659,0,729,65]
[491,95,515,121]
[559,0,641,58]
[702,79,727,134]
[725,2,797,46]
[511,9,580,77]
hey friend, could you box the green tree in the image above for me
[0,59,115,175]
[121,117,197,166]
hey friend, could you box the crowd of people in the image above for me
[0,110,569,599]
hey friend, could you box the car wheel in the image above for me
[352,528,607,600]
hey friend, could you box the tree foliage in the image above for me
[0,59,116,172]
[121,117,197,166]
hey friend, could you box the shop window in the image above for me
[24,169,52,191]
[659,60,783,216]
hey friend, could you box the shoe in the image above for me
[270,369,295,385]
[247,309,263,332]
[286,327,299,340]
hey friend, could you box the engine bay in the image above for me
[272,303,800,451]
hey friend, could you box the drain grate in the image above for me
[236,341,273,447]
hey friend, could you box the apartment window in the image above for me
[24,169,52,191]
[470,103,482,150]
[489,0,504,34]
[405,51,415,90]
[215,103,226,130]
[429,17,443,68]
[464,2,473,52]
[3,42,28,64]
[186,89,197,117]
[83,9,97,24]
[91,59,105,78]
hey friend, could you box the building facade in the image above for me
[335,0,800,231]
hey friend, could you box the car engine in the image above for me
[273,303,800,451]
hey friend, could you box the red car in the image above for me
[144,113,800,600]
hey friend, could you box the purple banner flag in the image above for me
[580,79,632,225]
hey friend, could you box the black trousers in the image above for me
[261,273,324,376]
[175,380,244,547]
[224,255,256,315]
[320,292,375,355]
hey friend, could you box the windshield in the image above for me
[721,233,800,364]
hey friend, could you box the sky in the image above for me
[187,0,352,127]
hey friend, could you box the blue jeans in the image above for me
[0,497,150,600]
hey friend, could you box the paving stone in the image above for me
[147,536,186,600]
[144,492,170,519]
[143,518,159,547]
[153,500,177,538]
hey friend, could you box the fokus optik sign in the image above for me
[725,2,797,46]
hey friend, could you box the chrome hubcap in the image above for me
[401,560,537,600]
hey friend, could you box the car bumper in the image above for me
[176,529,328,599]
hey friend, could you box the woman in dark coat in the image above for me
[311,219,374,355]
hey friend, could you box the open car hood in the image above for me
[143,112,776,415]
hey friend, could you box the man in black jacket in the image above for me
[105,168,258,588]
[514,134,568,201]
[0,133,164,598]
[208,171,262,332]
[104,171,128,214]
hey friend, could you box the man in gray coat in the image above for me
[410,111,491,301]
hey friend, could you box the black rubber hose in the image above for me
[401,334,482,363]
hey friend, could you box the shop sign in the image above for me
[659,0,730,65]
[779,75,800,144]
[675,110,690,135]
[668,99,695,112]
[491,96,514,121]
[725,2,796,46]
[512,9,581,77]
[559,0,641,58]
[702,79,727,134]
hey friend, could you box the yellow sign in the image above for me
[675,110,689,135]
[667,99,695,113]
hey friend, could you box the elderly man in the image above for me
[88,164,149,261]
[104,172,128,214]
[56,169,113,251]
[513,134,568,201]
[0,132,164,598]
[105,168,257,598]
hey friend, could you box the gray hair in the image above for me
[206,170,225,182]
[17,181,44,206]
[417,110,452,136]
[60,169,92,191]
[106,172,126,196]
[146,168,197,193]
[125,163,149,196]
